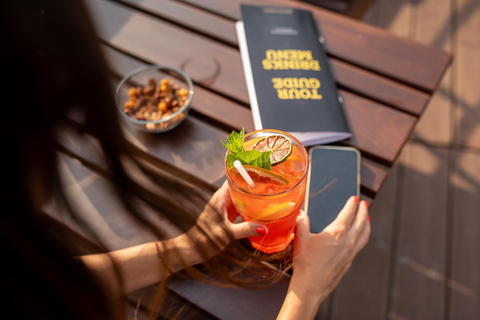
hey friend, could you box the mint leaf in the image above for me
[221,128,244,154]
[228,127,245,146]
[222,141,241,154]
[226,153,239,169]
[226,150,272,169]
[251,151,272,170]
[236,149,263,164]
[222,128,272,170]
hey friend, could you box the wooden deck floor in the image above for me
[331,1,480,319]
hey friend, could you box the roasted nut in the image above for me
[143,86,155,95]
[148,77,156,88]
[158,101,168,112]
[128,87,137,97]
[150,97,159,106]
[178,88,188,97]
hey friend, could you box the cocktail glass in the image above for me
[225,129,309,254]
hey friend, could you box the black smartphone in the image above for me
[304,146,360,233]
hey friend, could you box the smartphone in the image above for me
[304,146,360,233]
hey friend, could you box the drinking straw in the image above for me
[234,160,256,188]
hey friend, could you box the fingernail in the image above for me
[256,227,267,235]
[367,215,371,222]
[354,196,359,203]
[364,201,369,208]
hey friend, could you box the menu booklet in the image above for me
[236,4,351,146]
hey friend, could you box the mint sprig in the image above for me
[222,128,272,170]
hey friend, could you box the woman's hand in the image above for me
[203,180,268,243]
[164,181,268,271]
[278,196,370,320]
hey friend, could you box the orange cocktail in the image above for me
[225,129,309,253]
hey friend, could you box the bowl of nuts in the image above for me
[115,65,194,133]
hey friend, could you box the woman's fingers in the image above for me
[353,218,370,255]
[228,221,268,239]
[332,196,359,229]
[210,180,230,210]
[213,180,267,240]
[295,210,310,244]
[348,201,369,240]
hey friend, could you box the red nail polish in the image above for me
[364,201,369,208]
[354,196,359,203]
[367,215,371,222]
[256,227,267,235]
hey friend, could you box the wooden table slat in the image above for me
[389,142,449,319]
[450,151,480,319]
[331,58,430,116]
[360,157,389,195]
[119,0,237,47]
[339,90,416,165]
[300,0,349,16]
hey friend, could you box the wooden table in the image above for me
[46,0,451,318]
[300,0,376,19]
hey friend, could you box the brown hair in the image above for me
[0,0,289,318]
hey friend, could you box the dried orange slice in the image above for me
[229,165,289,185]
[253,134,292,165]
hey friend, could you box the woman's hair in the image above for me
[0,0,290,319]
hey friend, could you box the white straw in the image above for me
[234,160,255,188]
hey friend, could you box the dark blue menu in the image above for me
[237,4,351,146]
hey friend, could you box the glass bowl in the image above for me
[115,65,194,133]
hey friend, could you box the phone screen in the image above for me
[305,146,360,233]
